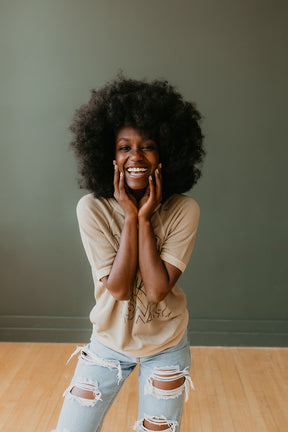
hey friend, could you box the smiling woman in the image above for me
[69,74,204,201]
[51,74,205,432]
[115,126,159,196]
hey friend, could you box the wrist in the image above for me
[138,214,151,225]
[124,213,138,224]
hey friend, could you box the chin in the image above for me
[126,179,148,190]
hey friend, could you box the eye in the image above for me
[119,145,130,151]
[142,141,156,150]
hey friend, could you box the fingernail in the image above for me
[159,162,162,169]
[120,172,123,177]
[156,169,159,175]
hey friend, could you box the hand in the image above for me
[113,162,138,218]
[138,163,162,221]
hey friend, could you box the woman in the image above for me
[53,75,205,432]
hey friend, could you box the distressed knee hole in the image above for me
[66,345,122,383]
[144,417,172,431]
[63,379,101,407]
[152,369,185,390]
[134,416,178,432]
[70,383,100,401]
[144,366,195,401]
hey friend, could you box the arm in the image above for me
[138,217,182,303]
[138,167,182,303]
[100,164,138,301]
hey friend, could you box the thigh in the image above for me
[136,332,192,432]
[56,337,136,432]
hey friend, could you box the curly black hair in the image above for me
[69,74,205,200]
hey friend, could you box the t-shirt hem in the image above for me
[91,326,188,358]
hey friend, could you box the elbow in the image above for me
[146,288,168,303]
[112,291,131,301]
[102,281,131,301]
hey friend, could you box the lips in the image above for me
[127,167,148,172]
[126,166,149,177]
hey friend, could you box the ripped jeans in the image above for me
[53,331,193,432]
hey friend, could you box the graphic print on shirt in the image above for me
[122,273,172,324]
[112,227,172,324]
[119,233,172,325]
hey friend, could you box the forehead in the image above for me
[116,126,153,142]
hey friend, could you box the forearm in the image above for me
[103,215,138,300]
[138,217,172,303]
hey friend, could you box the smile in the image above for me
[127,167,148,173]
[126,167,149,178]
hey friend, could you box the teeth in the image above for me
[127,167,147,172]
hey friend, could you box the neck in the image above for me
[129,188,146,203]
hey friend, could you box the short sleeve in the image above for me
[76,195,116,282]
[160,197,200,273]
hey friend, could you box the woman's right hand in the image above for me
[113,162,138,218]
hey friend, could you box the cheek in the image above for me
[153,155,160,168]
[115,155,124,168]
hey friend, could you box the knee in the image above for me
[151,370,185,391]
[144,416,174,431]
[63,378,101,407]
[144,366,194,401]
[134,416,178,432]
[70,382,100,400]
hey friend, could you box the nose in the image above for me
[129,147,144,161]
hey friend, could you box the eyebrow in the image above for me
[116,136,156,144]
[116,137,129,143]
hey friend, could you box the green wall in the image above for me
[1,0,287,346]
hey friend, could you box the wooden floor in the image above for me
[0,343,287,432]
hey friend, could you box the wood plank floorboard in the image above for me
[0,343,287,432]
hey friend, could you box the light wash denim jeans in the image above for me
[52,330,194,432]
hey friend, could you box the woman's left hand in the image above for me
[138,163,162,220]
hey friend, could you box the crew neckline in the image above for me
[107,197,162,216]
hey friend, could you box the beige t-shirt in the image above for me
[76,193,200,357]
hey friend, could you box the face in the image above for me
[115,126,159,193]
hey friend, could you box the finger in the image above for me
[157,163,162,181]
[145,184,150,197]
[113,163,120,197]
[148,175,156,202]
[155,167,162,202]
[119,170,125,194]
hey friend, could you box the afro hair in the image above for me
[69,74,205,201]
